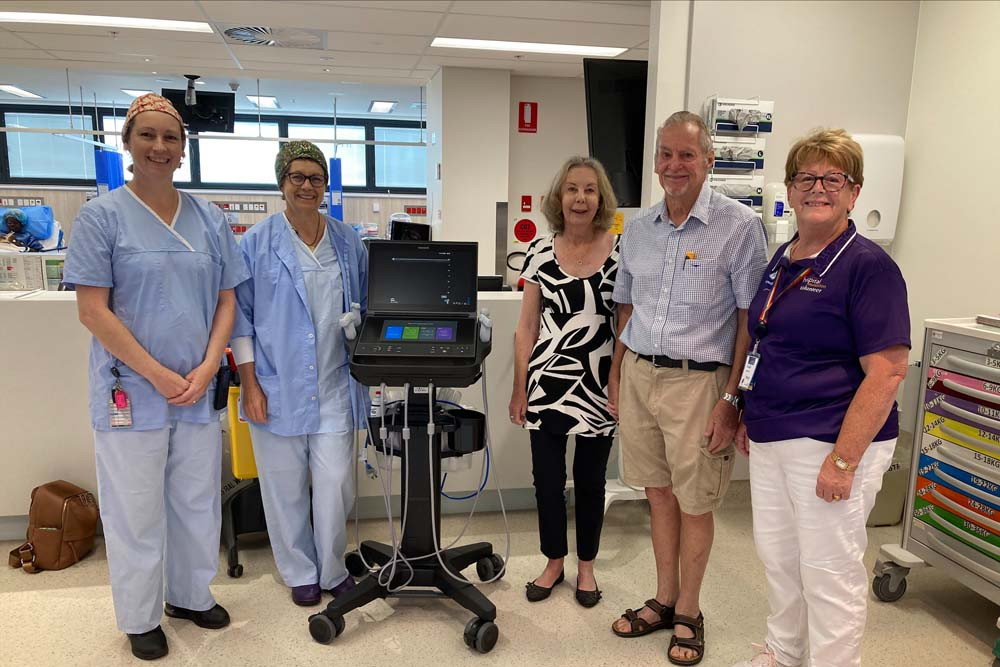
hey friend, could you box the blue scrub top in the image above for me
[233,211,370,437]
[64,186,250,431]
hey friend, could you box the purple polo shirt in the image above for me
[742,221,910,444]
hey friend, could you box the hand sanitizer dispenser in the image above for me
[762,182,795,244]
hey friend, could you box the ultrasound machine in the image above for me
[308,241,506,654]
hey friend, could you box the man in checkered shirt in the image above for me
[609,111,767,665]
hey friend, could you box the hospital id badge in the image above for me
[109,381,133,428]
[738,351,760,392]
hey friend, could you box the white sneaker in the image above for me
[730,643,788,667]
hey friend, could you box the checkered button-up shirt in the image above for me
[613,182,768,364]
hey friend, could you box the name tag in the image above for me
[739,351,760,392]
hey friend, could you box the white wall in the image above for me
[435,67,510,274]
[687,0,919,186]
[506,75,589,260]
[892,1,1000,353]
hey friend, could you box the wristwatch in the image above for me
[829,451,858,472]
[720,392,742,410]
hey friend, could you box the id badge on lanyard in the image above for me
[109,366,133,428]
[740,265,812,391]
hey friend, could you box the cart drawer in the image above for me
[924,389,1000,430]
[931,345,1000,383]
[918,445,1000,507]
[928,328,1000,360]
[910,519,1000,587]
[924,412,1000,459]
[926,367,1000,410]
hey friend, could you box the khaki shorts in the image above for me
[619,349,735,515]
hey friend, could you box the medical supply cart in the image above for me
[873,317,1000,665]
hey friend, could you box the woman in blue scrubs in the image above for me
[63,94,249,660]
[231,140,369,607]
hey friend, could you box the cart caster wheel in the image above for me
[464,618,498,653]
[476,553,504,581]
[309,613,345,644]
[227,564,243,578]
[872,573,907,602]
[345,551,367,577]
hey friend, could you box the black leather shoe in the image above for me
[127,626,168,660]
[525,570,564,602]
[164,602,230,629]
[575,579,602,608]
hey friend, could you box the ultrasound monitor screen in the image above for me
[368,241,477,315]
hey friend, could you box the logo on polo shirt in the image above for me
[799,277,827,293]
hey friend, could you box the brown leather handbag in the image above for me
[8,480,99,573]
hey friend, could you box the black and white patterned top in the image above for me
[520,234,619,436]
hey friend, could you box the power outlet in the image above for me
[373,201,380,213]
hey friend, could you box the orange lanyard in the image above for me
[753,265,813,340]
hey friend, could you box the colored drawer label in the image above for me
[916,476,1000,536]
[925,389,1000,427]
[914,497,1000,563]
[926,367,1000,409]
[918,451,1000,506]
[924,412,1000,459]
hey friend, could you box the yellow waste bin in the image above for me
[226,386,258,479]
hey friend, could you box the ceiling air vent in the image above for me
[222,26,326,50]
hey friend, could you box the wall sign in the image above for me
[212,201,267,213]
[514,218,537,242]
[0,196,45,207]
[404,206,428,216]
[520,195,531,212]
[518,102,538,133]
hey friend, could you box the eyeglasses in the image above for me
[790,172,855,192]
[286,172,326,188]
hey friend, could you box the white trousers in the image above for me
[249,427,355,589]
[95,421,222,634]
[749,437,895,667]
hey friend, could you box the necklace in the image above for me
[293,213,323,248]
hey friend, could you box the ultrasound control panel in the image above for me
[355,317,476,358]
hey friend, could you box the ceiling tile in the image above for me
[201,1,443,36]
[449,0,648,26]
[436,14,648,47]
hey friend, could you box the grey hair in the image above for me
[656,111,713,157]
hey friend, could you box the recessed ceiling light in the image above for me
[155,78,172,83]
[0,12,213,33]
[144,57,151,62]
[194,80,206,85]
[0,84,43,98]
[368,100,397,114]
[246,95,279,109]
[431,37,626,57]
[323,68,330,73]
[340,81,360,85]
[122,89,153,98]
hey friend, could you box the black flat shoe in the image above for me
[128,626,168,660]
[164,602,230,629]
[575,579,602,608]
[525,570,565,602]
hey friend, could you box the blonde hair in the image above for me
[541,156,617,233]
[785,128,864,187]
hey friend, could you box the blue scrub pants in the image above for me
[248,427,355,590]
[94,421,222,634]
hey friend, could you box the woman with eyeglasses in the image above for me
[231,140,369,607]
[730,129,910,667]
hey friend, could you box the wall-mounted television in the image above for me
[583,58,648,208]
[161,89,235,134]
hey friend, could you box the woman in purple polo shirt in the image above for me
[731,129,910,667]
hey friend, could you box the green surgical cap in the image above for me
[275,140,328,185]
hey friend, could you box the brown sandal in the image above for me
[667,612,705,666]
[611,598,674,638]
